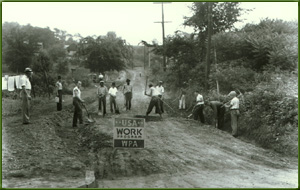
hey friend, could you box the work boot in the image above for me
[98,111,102,116]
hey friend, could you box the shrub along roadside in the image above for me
[239,87,298,157]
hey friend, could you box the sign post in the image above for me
[113,117,145,148]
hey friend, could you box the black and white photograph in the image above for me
[2,1,298,188]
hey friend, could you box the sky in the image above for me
[2,2,298,45]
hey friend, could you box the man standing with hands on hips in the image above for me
[20,68,33,124]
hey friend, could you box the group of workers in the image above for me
[190,90,240,137]
[19,67,240,137]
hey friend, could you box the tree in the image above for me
[151,31,200,87]
[184,2,245,34]
[2,22,36,73]
[31,50,54,98]
[55,58,69,75]
[77,32,133,73]
[2,22,59,73]
[184,2,247,91]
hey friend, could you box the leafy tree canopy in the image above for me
[77,32,133,73]
[184,2,247,34]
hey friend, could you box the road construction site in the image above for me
[2,67,298,188]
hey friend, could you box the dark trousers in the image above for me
[73,97,83,127]
[22,90,31,123]
[193,104,205,123]
[110,96,117,113]
[125,92,132,110]
[155,95,164,113]
[147,96,161,115]
[98,96,106,115]
[217,106,225,129]
[57,90,62,111]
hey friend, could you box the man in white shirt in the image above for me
[192,90,205,124]
[73,81,84,128]
[20,68,33,124]
[156,81,164,113]
[145,84,162,117]
[108,82,118,113]
[225,91,240,137]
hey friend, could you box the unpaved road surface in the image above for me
[2,67,298,188]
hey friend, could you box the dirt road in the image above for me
[2,67,298,188]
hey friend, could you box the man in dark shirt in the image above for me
[206,101,225,129]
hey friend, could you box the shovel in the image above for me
[81,103,95,123]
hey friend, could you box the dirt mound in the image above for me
[2,108,87,180]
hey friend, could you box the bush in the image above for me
[213,19,298,71]
[211,62,257,93]
[73,67,92,87]
[239,85,298,156]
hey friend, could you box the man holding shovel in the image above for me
[192,90,205,124]
[72,81,84,128]
[206,100,225,129]
[145,84,162,118]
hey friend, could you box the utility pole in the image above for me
[154,2,171,72]
[205,2,213,91]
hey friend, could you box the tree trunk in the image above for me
[205,2,213,91]
[214,45,220,101]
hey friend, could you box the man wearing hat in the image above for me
[97,80,108,116]
[73,81,84,127]
[225,91,240,137]
[123,79,133,110]
[20,68,33,124]
[156,81,164,113]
